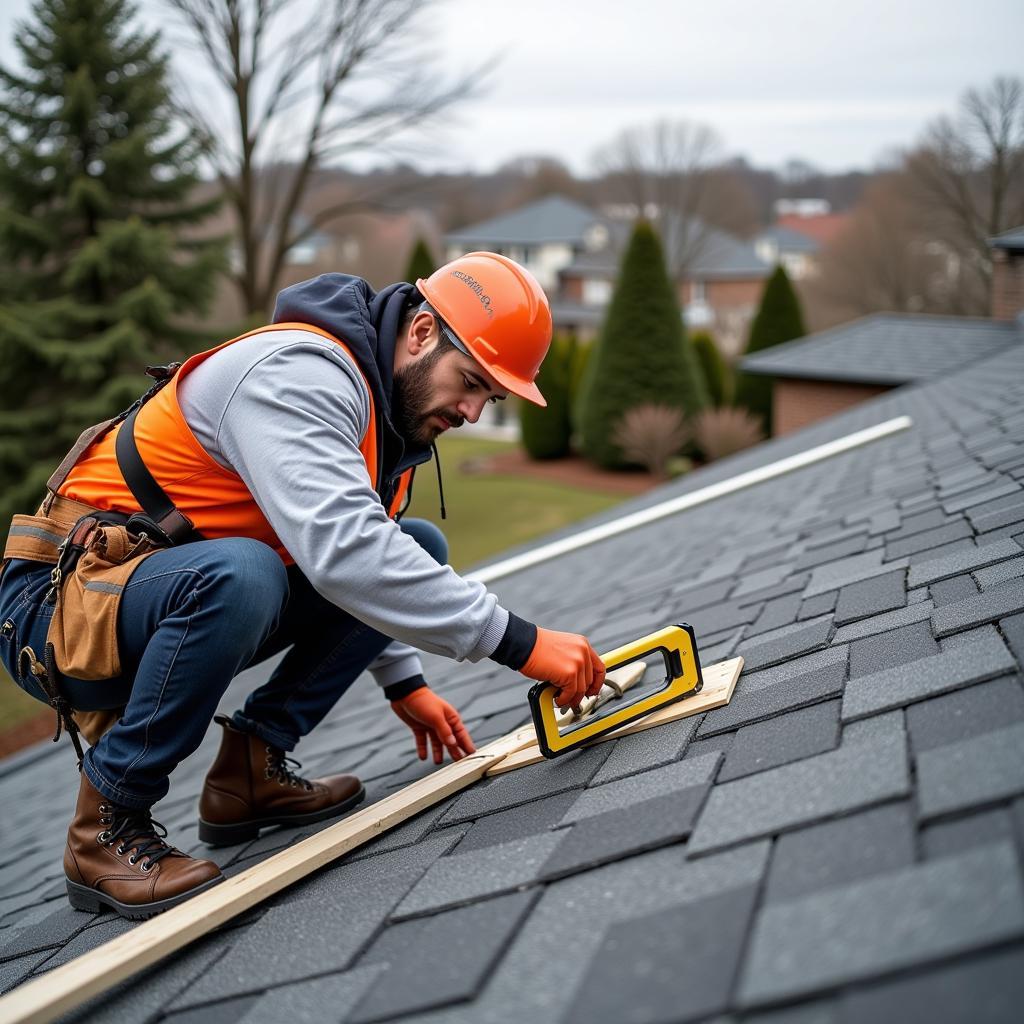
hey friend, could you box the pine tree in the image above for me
[0,0,225,523]
[404,237,436,282]
[520,333,574,460]
[576,221,708,468]
[691,331,731,407]
[734,265,806,435]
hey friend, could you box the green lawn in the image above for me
[1,437,626,733]
[406,436,624,570]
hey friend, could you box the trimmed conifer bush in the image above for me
[0,0,225,524]
[520,333,574,460]
[734,265,806,435]
[576,222,708,469]
[404,237,436,282]
[691,331,731,407]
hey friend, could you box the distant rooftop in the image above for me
[444,195,602,247]
[990,226,1024,252]
[741,313,1021,386]
[758,224,820,254]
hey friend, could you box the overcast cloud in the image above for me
[1,0,1021,174]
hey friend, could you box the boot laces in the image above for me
[265,747,314,791]
[101,808,176,868]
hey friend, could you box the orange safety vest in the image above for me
[60,323,413,565]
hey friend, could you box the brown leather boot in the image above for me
[64,773,223,920]
[197,715,365,846]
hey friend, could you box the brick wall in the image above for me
[991,249,1024,320]
[773,378,892,436]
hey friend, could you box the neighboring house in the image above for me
[444,195,772,358]
[740,314,1021,436]
[741,227,1024,436]
[990,225,1024,320]
[754,224,820,281]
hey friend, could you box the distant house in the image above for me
[754,225,820,281]
[990,226,1024,321]
[443,195,772,358]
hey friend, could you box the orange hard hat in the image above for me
[417,252,552,407]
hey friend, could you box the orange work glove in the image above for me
[520,628,606,710]
[390,688,477,765]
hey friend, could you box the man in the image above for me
[0,252,605,920]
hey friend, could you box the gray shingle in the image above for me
[885,520,972,559]
[930,572,980,605]
[740,617,834,672]
[440,744,611,824]
[842,634,1016,721]
[164,995,259,1024]
[907,538,1021,586]
[238,965,386,1024]
[588,715,700,785]
[738,842,1024,1006]
[687,733,909,855]
[799,591,838,620]
[1002,610,1024,667]
[540,787,710,880]
[842,709,905,746]
[392,832,563,918]
[917,722,1024,819]
[971,502,1024,534]
[453,791,579,854]
[804,550,907,598]
[748,592,803,636]
[932,579,1024,636]
[795,533,869,571]
[350,891,537,1023]
[764,803,916,903]
[834,569,906,626]
[921,807,1019,859]
[847,619,939,677]
[562,884,759,1024]
[839,946,1024,1024]
[718,700,840,783]
[975,553,1024,588]
[559,752,722,825]
[907,676,1024,753]
[697,647,847,738]
[941,480,1021,514]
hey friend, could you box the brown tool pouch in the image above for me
[4,499,168,681]
[1,362,195,755]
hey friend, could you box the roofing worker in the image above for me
[0,252,606,920]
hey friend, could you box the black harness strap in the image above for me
[115,404,205,546]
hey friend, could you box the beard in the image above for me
[391,349,464,448]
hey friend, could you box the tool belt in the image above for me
[1,363,205,756]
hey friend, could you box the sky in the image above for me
[1,0,1021,176]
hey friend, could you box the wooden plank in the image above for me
[0,725,538,1024]
[486,656,743,777]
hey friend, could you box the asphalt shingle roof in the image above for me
[2,331,1024,1022]
[443,196,601,246]
[740,312,1021,385]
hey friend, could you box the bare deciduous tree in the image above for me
[593,119,757,274]
[166,0,482,315]
[904,75,1024,311]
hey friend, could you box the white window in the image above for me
[583,278,612,306]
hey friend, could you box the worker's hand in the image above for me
[390,688,476,764]
[520,628,606,710]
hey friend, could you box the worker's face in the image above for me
[392,334,507,448]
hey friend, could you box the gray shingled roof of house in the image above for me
[990,226,1024,251]
[758,224,820,254]
[3,336,1024,1021]
[564,216,770,280]
[443,196,602,246]
[741,313,1021,385]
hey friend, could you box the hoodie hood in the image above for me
[272,273,429,490]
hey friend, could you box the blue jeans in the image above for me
[0,519,447,809]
